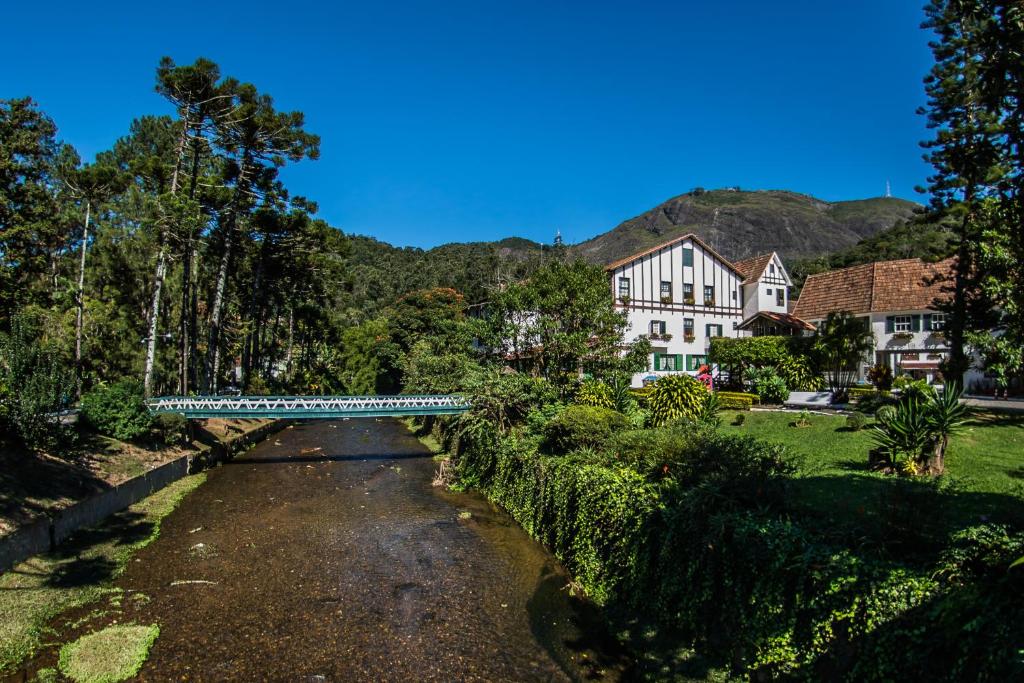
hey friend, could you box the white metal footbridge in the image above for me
[146,395,471,419]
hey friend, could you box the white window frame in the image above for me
[776,289,785,307]
[658,355,676,371]
[893,315,912,333]
[930,313,946,330]
[618,277,630,298]
[660,281,672,298]
[649,320,666,336]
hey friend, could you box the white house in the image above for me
[606,236,808,387]
[792,257,965,385]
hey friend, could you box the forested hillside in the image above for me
[573,189,921,264]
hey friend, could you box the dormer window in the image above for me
[769,263,776,275]
[776,289,785,307]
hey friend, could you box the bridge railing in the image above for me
[145,394,471,419]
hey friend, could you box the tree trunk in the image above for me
[74,201,91,377]
[285,305,294,383]
[143,245,167,397]
[929,435,949,476]
[205,222,234,393]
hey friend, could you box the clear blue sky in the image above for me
[1,1,935,249]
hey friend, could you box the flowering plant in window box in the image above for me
[703,298,715,307]
[618,295,630,305]
[683,296,695,305]
[649,333,662,340]
[661,333,673,342]
[893,331,914,341]
[929,329,946,340]
[684,333,695,343]
[660,295,672,304]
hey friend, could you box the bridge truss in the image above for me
[146,395,471,419]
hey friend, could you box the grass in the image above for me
[58,624,159,683]
[722,409,1024,535]
[0,474,205,675]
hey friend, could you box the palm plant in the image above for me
[813,311,876,402]
[923,383,967,475]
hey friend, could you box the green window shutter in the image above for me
[676,354,684,371]
[704,324,710,337]
[683,248,694,267]
[885,316,895,333]
[923,314,932,330]
[652,352,660,371]
[686,354,695,371]
[911,314,921,332]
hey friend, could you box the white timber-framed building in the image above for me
[606,234,812,387]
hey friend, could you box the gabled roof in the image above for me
[737,311,816,332]
[792,257,954,321]
[731,253,775,284]
[604,233,744,276]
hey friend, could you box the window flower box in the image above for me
[683,296,695,305]
[703,298,715,307]
[893,331,914,341]
[660,295,672,304]
[661,333,673,342]
[649,333,662,341]
[618,295,630,305]
[684,333,695,343]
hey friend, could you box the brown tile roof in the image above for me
[731,253,774,284]
[737,311,816,332]
[792,257,954,321]
[604,233,744,276]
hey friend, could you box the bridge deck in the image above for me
[146,395,471,419]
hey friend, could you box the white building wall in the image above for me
[610,238,748,387]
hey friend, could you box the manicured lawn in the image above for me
[722,409,1024,539]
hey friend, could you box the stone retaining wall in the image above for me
[0,420,286,573]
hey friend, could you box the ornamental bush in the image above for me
[846,410,868,431]
[746,367,790,404]
[647,374,709,426]
[573,378,614,408]
[542,404,629,454]
[81,380,152,441]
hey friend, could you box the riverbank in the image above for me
[0,419,274,538]
[3,419,630,681]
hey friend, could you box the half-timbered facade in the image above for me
[606,236,794,386]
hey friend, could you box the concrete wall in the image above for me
[0,420,285,574]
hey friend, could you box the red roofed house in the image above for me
[791,257,973,385]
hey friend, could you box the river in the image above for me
[111,418,629,681]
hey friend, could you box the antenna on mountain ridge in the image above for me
[885,180,892,198]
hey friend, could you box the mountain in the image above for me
[571,189,922,265]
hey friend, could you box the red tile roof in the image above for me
[731,253,774,284]
[792,257,954,321]
[737,311,816,332]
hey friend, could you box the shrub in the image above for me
[542,404,629,454]
[855,390,896,414]
[846,411,868,431]
[81,380,153,441]
[777,355,825,391]
[716,391,758,410]
[0,312,77,450]
[867,363,894,390]
[153,412,188,445]
[647,374,709,426]
[573,378,614,408]
[747,367,789,404]
[733,412,746,425]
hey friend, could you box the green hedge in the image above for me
[716,390,759,410]
[455,428,1024,680]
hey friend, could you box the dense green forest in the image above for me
[0,59,560,413]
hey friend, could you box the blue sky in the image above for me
[1,1,935,249]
